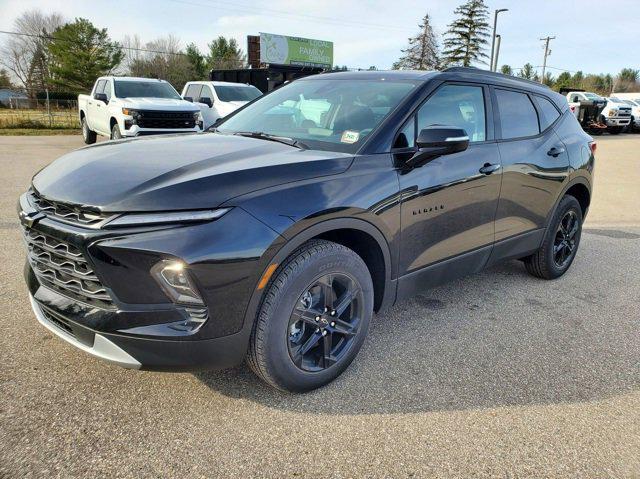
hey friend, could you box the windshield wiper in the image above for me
[233,131,308,150]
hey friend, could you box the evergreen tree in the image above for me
[499,64,513,76]
[206,37,245,70]
[47,18,122,92]
[442,0,490,67]
[392,14,439,70]
[542,72,555,88]
[186,43,207,80]
[554,71,573,91]
[518,63,535,80]
[0,68,14,89]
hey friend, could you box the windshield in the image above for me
[609,97,626,103]
[584,92,602,100]
[114,81,181,99]
[216,79,417,153]
[216,85,262,102]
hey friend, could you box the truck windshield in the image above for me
[584,93,602,100]
[114,81,181,99]
[216,78,417,153]
[216,85,262,102]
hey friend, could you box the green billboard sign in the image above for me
[260,33,333,68]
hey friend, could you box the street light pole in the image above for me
[489,8,508,72]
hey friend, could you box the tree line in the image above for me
[0,10,245,97]
[392,0,640,95]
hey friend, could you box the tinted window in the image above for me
[417,84,486,142]
[114,81,181,99]
[103,81,112,101]
[395,117,416,148]
[215,85,262,102]
[535,95,560,130]
[185,84,202,99]
[495,89,539,139]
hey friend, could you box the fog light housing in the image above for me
[151,260,204,306]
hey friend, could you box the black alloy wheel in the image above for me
[287,273,364,372]
[553,210,579,268]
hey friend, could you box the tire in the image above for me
[81,117,96,144]
[110,122,122,140]
[247,239,374,392]
[523,195,583,280]
[608,126,623,135]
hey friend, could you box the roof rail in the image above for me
[442,66,550,89]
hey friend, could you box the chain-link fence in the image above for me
[0,92,79,130]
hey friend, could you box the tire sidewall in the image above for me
[111,123,122,140]
[82,118,88,141]
[259,246,374,391]
[544,196,583,277]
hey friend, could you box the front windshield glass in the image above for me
[584,92,602,100]
[216,85,262,102]
[216,79,418,153]
[114,81,181,99]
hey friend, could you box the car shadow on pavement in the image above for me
[196,256,640,415]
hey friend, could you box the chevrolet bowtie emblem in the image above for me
[19,210,45,228]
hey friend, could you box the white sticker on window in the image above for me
[341,130,360,144]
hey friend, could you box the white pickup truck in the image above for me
[181,81,262,129]
[565,91,631,134]
[78,76,202,144]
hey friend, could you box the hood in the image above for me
[120,97,199,111]
[32,133,353,212]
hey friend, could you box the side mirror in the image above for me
[183,96,193,102]
[94,92,108,103]
[198,97,213,108]
[405,126,469,168]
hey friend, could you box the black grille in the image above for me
[41,307,74,336]
[136,110,196,129]
[23,227,113,308]
[30,190,111,228]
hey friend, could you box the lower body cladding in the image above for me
[23,207,283,371]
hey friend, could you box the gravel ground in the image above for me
[0,135,638,478]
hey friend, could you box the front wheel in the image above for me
[523,195,583,279]
[247,240,374,392]
[110,123,122,140]
[608,126,623,135]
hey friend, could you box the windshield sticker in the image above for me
[341,130,360,144]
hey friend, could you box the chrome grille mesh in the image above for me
[23,227,113,307]
[30,191,111,228]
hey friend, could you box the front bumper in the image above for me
[605,117,631,126]
[123,124,201,137]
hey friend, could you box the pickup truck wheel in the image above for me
[608,126,623,135]
[81,117,96,144]
[110,123,122,140]
[247,240,374,392]
[523,195,582,280]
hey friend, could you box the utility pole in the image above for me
[492,35,502,72]
[489,8,508,72]
[540,36,555,82]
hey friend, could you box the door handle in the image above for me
[547,146,565,157]
[479,163,501,175]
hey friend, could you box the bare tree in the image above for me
[0,10,64,96]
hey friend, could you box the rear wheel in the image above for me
[247,240,374,392]
[524,195,583,279]
[81,117,96,144]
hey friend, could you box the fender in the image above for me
[240,216,396,336]
[544,174,592,229]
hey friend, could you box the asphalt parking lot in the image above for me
[1,134,638,478]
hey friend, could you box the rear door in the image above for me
[397,82,502,294]
[492,87,570,244]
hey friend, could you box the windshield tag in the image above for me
[341,130,360,144]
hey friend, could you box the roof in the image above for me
[98,76,169,83]
[310,70,438,81]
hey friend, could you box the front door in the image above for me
[397,83,502,289]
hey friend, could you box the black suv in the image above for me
[19,68,594,392]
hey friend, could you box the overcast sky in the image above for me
[1,0,638,76]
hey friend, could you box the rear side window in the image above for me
[495,89,539,139]
[417,84,486,142]
[535,95,560,130]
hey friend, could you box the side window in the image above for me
[94,80,106,95]
[394,117,415,148]
[535,95,560,131]
[185,84,202,100]
[417,84,486,142]
[103,81,112,101]
[495,89,540,139]
[200,85,213,100]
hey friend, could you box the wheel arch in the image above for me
[241,217,395,336]
[546,176,592,227]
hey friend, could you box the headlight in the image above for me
[122,108,140,117]
[608,110,616,116]
[103,208,230,228]
[151,260,203,306]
